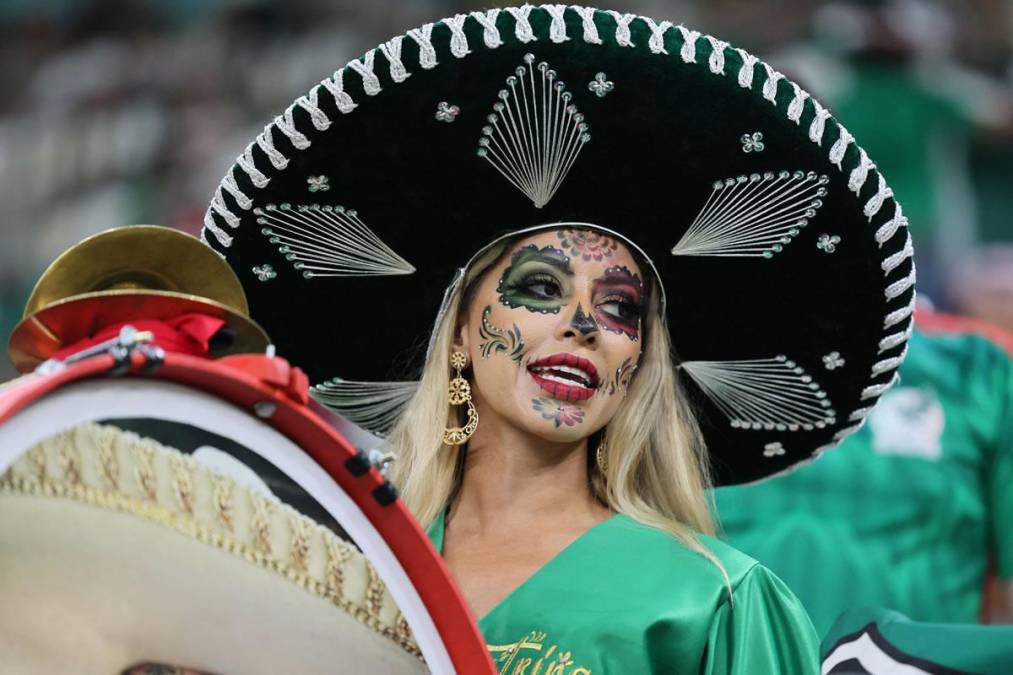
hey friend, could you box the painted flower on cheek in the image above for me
[531,398,586,428]
[558,229,618,262]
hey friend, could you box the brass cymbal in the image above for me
[23,225,249,319]
[10,225,270,373]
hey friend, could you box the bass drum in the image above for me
[0,348,493,675]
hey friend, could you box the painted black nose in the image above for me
[569,304,599,336]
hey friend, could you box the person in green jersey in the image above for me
[715,317,1013,636]
[822,608,1013,675]
[202,6,919,672]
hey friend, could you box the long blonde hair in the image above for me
[387,234,725,575]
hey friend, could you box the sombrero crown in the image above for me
[202,5,914,485]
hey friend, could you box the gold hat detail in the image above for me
[9,225,270,372]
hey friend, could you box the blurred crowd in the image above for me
[1,0,1012,380]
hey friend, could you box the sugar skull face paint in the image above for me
[558,229,619,262]
[592,266,643,341]
[496,244,572,314]
[463,229,645,444]
[478,305,525,363]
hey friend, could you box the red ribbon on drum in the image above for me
[51,314,228,361]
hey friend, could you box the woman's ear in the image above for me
[453,312,470,355]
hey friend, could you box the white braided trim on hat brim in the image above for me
[0,422,420,658]
[201,4,914,450]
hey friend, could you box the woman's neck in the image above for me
[448,408,609,535]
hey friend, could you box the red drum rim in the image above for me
[0,351,494,675]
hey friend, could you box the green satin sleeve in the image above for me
[701,564,820,675]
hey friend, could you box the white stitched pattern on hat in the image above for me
[787,82,809,123]
[879,321,913,353]
[809,101,832,145]
[881,233,914,275]
[736,49,759,88]
[201,216,231,249]
[407,23,438,69]
[477,54,590,209]
[871,344,907,377]
[294,88,331,132]
[861,373,899,401]
[885,266,917,301]
[506,5,537,43]
[311,379,419,437]
[256,203,415,278]
[544,4,570,43]
[571,6,601,44]
[320,70,358,114]
[864,174,893,219]
[378,36,412,83]
[446,14,471,57]
[884,293,916,329]
[346,50,381,95]
[606,10,636,47]
[471,9,503,48]
[255,123,290,170]
[641,17,672,55]
[676,25,699,62]
[220,172,252,211]
[834,421,866,441]
[680,356,836,432]
[236,143,270,188]
[761,63,785,103]
[706,36,728,74]
[274,105,311,150]
[671,170,829,258]
[210,189,241,227]
[829,125,854,167]
[848,406,872,422]
[876,202,908,246]
[848,148,875,194]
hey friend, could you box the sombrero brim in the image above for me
[201,6,914,485]
[0,423,424,674]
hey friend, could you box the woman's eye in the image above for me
[598,297,639,321]
[520,276,561,298]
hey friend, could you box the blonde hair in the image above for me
[387,235,726,578]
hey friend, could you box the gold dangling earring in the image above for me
[596,433,608,475]
[443,351,479,446]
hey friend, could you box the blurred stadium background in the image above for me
[2,0,1012,380]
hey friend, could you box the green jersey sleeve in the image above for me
[702,564,820,674]
[987,341,1013,580]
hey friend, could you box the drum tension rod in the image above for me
[36,325,165,376]
[344,447,400,507]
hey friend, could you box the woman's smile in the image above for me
[526,353,600,402]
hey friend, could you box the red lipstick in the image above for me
[526,353,600,402]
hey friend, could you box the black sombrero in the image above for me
[201,5,914,486]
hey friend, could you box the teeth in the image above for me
[530,364,592,387]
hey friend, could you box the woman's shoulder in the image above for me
[605,514,762,591]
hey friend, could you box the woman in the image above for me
[202,6,915,672]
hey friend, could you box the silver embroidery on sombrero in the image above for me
[680,356,836,431]
[311,379,419,437]
[256,203,415,279]
[477,53,591,209]
[671,170,829,258]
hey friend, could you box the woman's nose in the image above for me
[560,303,599,344]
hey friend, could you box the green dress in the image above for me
[714,330,1013,634]
[429,511,819,674]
